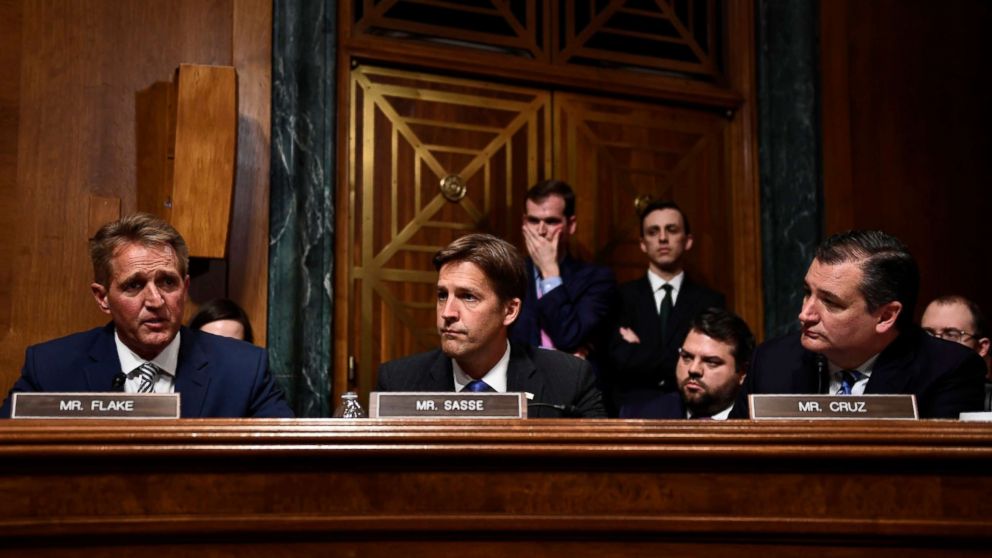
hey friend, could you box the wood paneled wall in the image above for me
[0,1,272,393]
[821,0,992,320]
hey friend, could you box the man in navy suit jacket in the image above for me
[377,233,606,418]
[607,200,724,413]
[620,308,753,419]
[0,213,292,418]
[510,180,616,360]
[731,230,984,419]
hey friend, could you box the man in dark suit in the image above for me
[621,308,753,419]
[607,200,724,413]
[376,233,606,418]
[510,180,615,360]
[921,295,992,411]
[732,230,985,419]
[0,213,292,418]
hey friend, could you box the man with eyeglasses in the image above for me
[732,230,985,419]
[922,295,992,410]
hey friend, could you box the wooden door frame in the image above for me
[333,0,762,401]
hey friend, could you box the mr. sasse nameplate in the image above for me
[370,392,527,418]
[11,393,181,419]
[749,394,918,419]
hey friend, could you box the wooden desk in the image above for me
[0,419,990,556]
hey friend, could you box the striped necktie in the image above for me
[131,362,161,393]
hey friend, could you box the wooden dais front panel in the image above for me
[0,420,990,556]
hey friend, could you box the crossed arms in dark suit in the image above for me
[607,275,725,393]
[375,343,607,418]
[0,324,294,418]
[509,256,616,354]
[731,328,985,419]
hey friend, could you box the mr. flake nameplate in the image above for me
[370,392,527,418]
[11,393,181,419]
[749,394,918,420]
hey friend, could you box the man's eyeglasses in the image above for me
[923,328,977,342]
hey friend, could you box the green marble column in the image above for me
[757,0,823,338]
[268,0,336,416]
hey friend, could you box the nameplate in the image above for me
[369,392,527,419]
[749,394,918,420]
[11,393,181,419]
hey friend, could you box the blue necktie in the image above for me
[838,370,864,395]
[463,380,495,392]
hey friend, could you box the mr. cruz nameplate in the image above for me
[370,392,527,419]
[749,394,918,420]
[11,393,181,419]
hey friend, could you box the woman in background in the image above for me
[189,298,254,344]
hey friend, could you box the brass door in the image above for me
[340,66,755,401]
[553,92,734,305]
[344,66,551,399]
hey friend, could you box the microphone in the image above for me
[111,372,126,392]
[527,402,581,417]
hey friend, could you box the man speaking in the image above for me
[0,213,293,418]
[376,233,606,418]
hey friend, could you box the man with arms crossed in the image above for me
[608,200,724,411]
[620,308,753,419]
[376,233,606,418]
[733,230,984,419]
[0,213,293,418]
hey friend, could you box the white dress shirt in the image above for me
[647,269,685,310]
[453,341,511,392]
[114,330,180,394]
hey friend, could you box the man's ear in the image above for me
[977,337,990,359]
[503,297,522,326]
[684,233,694,252]
[736,370,747,386]
[567,215,577,236]
[875,300,902,333]
[91,283,111,315]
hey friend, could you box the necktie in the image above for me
[132,362,161,393]
[463,380,495,392]
[838,369,864,395]
[658,284,673,340]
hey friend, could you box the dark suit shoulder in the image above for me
[26,325,111,357]
[376,349,447,391]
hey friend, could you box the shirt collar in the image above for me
[687,402,735,420]
[827,353,880,380]
[647,269,684,293]
[452,341,510,392]
[114,329,181,377]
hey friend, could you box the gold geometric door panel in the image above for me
[556,0,724,82]
[346,66,551,398]
[553,92,734,305]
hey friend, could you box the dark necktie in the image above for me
[463,380,495,392]
[838,369,864,395]
[131,362,161,393]
[658,284,673,340]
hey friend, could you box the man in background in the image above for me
[620,308,752,419]
[376,233,606,418]
[0,213,293,418]
[607,200,724,413]
[921,295,991,410]
[510,180,615,361]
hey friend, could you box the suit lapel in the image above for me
[506,345,543,403]
[666,278,700,346]
[865,333,915,395]
[428,350,457,391]
[83,325,125,390]
[174,329,211,417]
[633,276,661,337]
